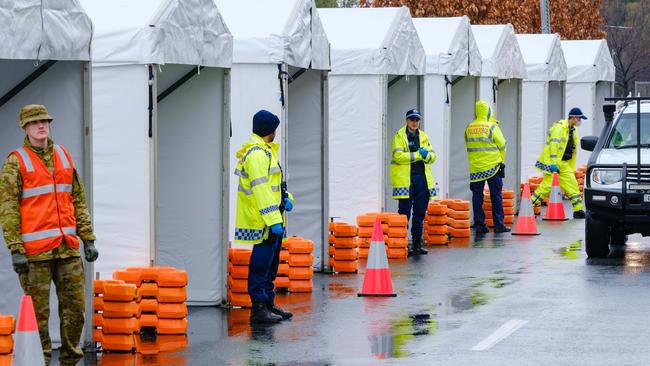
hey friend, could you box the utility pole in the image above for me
[540,0,551,33]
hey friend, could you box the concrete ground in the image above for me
[68,214,650,365]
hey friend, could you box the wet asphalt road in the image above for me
[70,213,650,365]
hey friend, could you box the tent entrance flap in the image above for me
[449,75,477,202]
[0,61,57,109]
[158,66,206,103]
[155,64,226,305]
[497,79,522,198]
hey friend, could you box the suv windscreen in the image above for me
[607,112,650,149]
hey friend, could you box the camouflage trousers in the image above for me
[18,257,85,366]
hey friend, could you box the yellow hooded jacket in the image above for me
[464,100,507,182]
[389,126,437,199]
[535,119,578,174]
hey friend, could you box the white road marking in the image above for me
[471,319,528,351]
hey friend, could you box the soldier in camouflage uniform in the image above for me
[0,105,98,366]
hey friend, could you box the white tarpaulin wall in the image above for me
[320,7,425,224]
[413,16,482,200]
[82,0,232,304]
[562,39,615,167]
[217,0,330,267]
[516,34,567,182]
[0,0,91,346]
[468,24,526,204]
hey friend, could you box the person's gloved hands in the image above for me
[549,164,559,173]
[284,198,293,212]
[84,240,99,262]
[270,224,284,237]
[418,147,428,159]
[11,252,28,274]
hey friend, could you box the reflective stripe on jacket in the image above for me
[464,100,507,182]
[389,126,437,199]
[13,144,79,255]
[536,119,578,174]
[234,134,291,245]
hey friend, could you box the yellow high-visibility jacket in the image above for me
[535,119,578,174]
[389,126,437,199]
[464,100,507,182]
[234,134,293,245]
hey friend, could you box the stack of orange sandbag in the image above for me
[225,249,252,308]
[331,222,358,273]
[0,313,15,362]
[483,188,515,227]
[384,213,409,259]
[93,279,139,352]
[440,199,471,238]
[356,213,378,259]
[287,237,314,293]
[274,241,291,291]
[575,165,587,193]
[424,201,448,245]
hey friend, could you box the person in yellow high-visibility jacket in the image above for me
[531,107,586,218]
[390,109,436,256]
[234,110,294,324]
[464,100,510,233]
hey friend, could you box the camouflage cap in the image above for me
[19,104,53,129]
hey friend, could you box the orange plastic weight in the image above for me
[157,303,188,319]
[427,203,447,215]
[139,283,158,298]
[279,249,290,262]
[93,297,104,311]
[333,236,356,248]
[387,227,407,238]
[103,283,138,302]
[448,227,471,238]
[357,237,371,247]
[227,290,251,308]
[447,217,470,229]
[503,199,515,208]
[228,249,252,265]
[277,263,290,276]
[387,214,408,227]
[427,215,448,225]
[227,277,248,293]
[157,318,188,335]
[357,226,373,238]
[356,215,376,227]
[139,298,158,313]
[333,248,357,261]
[156,270,188,287]
[289,254,314,267]
[274,276,291,289]
[112,270,142,286]
[101,334,135,352]
[157,287,187,303]
[289,279,313,293]
[447,199,470,211]
[0,335,13,354]
[333,261,357,273]
[102,317,139,335]
[93,329,103,343]
[386,237,407,248]
[447,209,470,220]
[103,301,139,318]
[358,247,369,258]
[387,248,408,259]
[0,315,15,336]
[426,234,448,245]
[288,267,313,280]
[328,234,335,244]
[504,206,515,215]
[333,223,357,237]
[93,313,103,328]
[427,225,447,235]
[228,263,249,279]
[93,279,124,295]
[503,190,515,199]
[288,238,313,254]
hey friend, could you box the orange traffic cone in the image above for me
[543,173,568,221]
[13,296,45,366]
[358,219,396,297]
[512,183,540,235]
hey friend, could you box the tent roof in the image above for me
[80,0,232,67]
[319,7,425,75]
[215,0,329,69]
[0,0,91,61]
[561,39,615,83]
[472,24,527,79]
[413,16,481,76]
[516,34,566,82]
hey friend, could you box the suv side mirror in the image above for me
[581,136,598,151]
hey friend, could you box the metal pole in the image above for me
[540,0,551,34]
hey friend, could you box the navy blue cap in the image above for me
[568,107,588,120]
[252,109,280,137]
[406,109,422,120]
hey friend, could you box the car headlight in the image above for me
[592,169,623,185]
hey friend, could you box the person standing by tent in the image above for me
[531,107,587,218]
[0,104,98,366]
[234,110,294,324]
[464,100,510,234]
[390,109,437,257]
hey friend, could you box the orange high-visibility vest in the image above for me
[12,144,79,255]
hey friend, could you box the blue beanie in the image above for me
[253,110,280,137]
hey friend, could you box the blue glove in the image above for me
[284,197,293,212]
[270,224,284,236]
[418,147,429,159]
[549,164,559,173]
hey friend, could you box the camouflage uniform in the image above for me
[0,136,95,366]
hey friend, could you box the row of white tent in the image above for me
[0,1,614,325]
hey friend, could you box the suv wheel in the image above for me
[585,212,610,258]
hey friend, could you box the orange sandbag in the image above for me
[387,248,408,259]
[426,234,448,245]
[103,301,139,318]
[288,238,314,254]
[289,279,313,293]
[358,247,369,259]
[157,303,188,319]
[102,317,139,335]
[357,237,371,248]
[387,214,408,227]
[289,267,314,280]
[93,313,104,328]
[333,236,357,248]
[445,199,470,211]
[504,206,515,215]
[139,283,158,299]
[93,279,124,295]
[333,223,357,237]
[503,199,515,208]
[228,263,249,279]
[0,316,15,336]
[101,334,136,352]
[93,329,103,343]
[357,226,373,238]
[447,209,470,220]
[356,215,376,227]
[93,297,104,312]
[277,263,290,276]
[448,227,471,238]
[427,224,447,235]
[279,249,290,262]
[447,217,470,229]
[327,256,335,268]
[157,318,188,335]
[156,269,188,287]
[227,277,248,293]
[387,226,407,238]
[426,215,447,225]
[228,249,252,265]
[227,290,251,308]
[112,270,142,286]
[503,190,515,199]
[333,260,357,273]
[427,203,447,215]
[333,248,358,261]
[289,254,314,267]
[386,237,408,248]
[328,234,335,244]
[274,276,291,289]
[157,287,187,303]
[328,222,336,232]
[0,335,13,354]
[139,298,158,313]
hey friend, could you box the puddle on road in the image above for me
[553,240,583,260]
[369,312,438,359]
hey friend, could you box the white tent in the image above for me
[319,7,425,224]
[0,0,92,346]
[516,34,567,182]
[412,16,482,202]
[468,24,526,202]
[215,0,331,270]
[561,39,615,166]
[80,0,233,305]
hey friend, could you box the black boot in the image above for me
[573,210,586,219]
[250,302,282,324]
[413,237,428,255]
[267,302,293,320]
